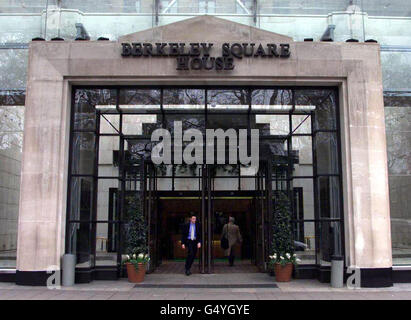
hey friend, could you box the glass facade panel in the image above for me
[207,89,249,113]
[295,89,337,131]
[0,49,28,89]
[292,136,313,176]
[292,179,315,221]
[97,179,120,221]
[119,89,161,113]
[293,222,316,265]
[66,86,343,273]
[74,89,117,130]
[317,176,341,219]
[314,132,339,175]
[0,90,24,268]
[251,89,292,113]
[68,176,94,221]
[163,89,205,111]
[385,105,411,265]
[71,132,96,175]
[100,114,120,134]
[95,223,118,266]
[68,222,94,268]
[381,52,411,91]
[98,136,120,177]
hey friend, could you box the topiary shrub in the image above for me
[125,195,147,256]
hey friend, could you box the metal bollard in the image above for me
[331,255,344,288]
[62,254,76,286]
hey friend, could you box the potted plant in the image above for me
[123,195,149,283]
[123,253,150,283]
[269,193,300,282]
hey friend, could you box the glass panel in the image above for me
[293,222,316,265]
[213,165,239,190]
[98,136,119,177]
[97,179,120,221]
[99,114,120,134]
[292,179,315,221]
[174,177,200,190]
[71,132,95,175]
[157,175,172,191]
[271,165,287,192]
[95,223,118,266]
[317,176,341,219]
[292,114,311,134]
[0,49,28,88]
[295,89,337,130]
[251,89,292,113]
[292,136,313,176]
[240,175,256,191]
[163,89,205,111]
[126,139,156,161]
[119,89,161,113]
[319,220,342,266]
[68,176,94,221]
[381,52,411,91]
[74,89,117,130]
[0,96,24,268]
[254,114,289,135]
[122,114,161,136]
[164,114,205,134]
[314,132,339,175]
[207,89,249,113]
[69,222,94,268]
[385,106,411,265]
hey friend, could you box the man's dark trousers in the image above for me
[185,239,198,271]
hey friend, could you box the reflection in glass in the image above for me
[255,114,289,135]
[292,179,315,221]
[317,176,341,219]
[292,136,313,174]
[127,139,156,161]
[163,89,205,111]
[119,89,161,113]
[0,92,24,268]
[385,106,411,265]
[69,222,94,268]
[293,222,316,265]
[96,223,118,266]
[74,89,117,129]
[295,89,337,130]
[251,89,292,112]
[314,132,339,174]
[71,132,95,175]
[98,136,119,177]
[292,114,311,134]
[207,89,249,112]
[122,114,160,136]
[97,179,120,221]
[100,114,120,134]
[69,176,94,221]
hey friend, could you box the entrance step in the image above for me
[134,283,278,288]
[154,260,260,274]
[133,273,278,289]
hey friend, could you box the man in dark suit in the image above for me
[181,214,202,276]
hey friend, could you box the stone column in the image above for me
[16,43,69,285]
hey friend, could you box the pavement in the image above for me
[1,273,411,300]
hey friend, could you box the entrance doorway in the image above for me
[67,86,344,281]
[154,196,260,274]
